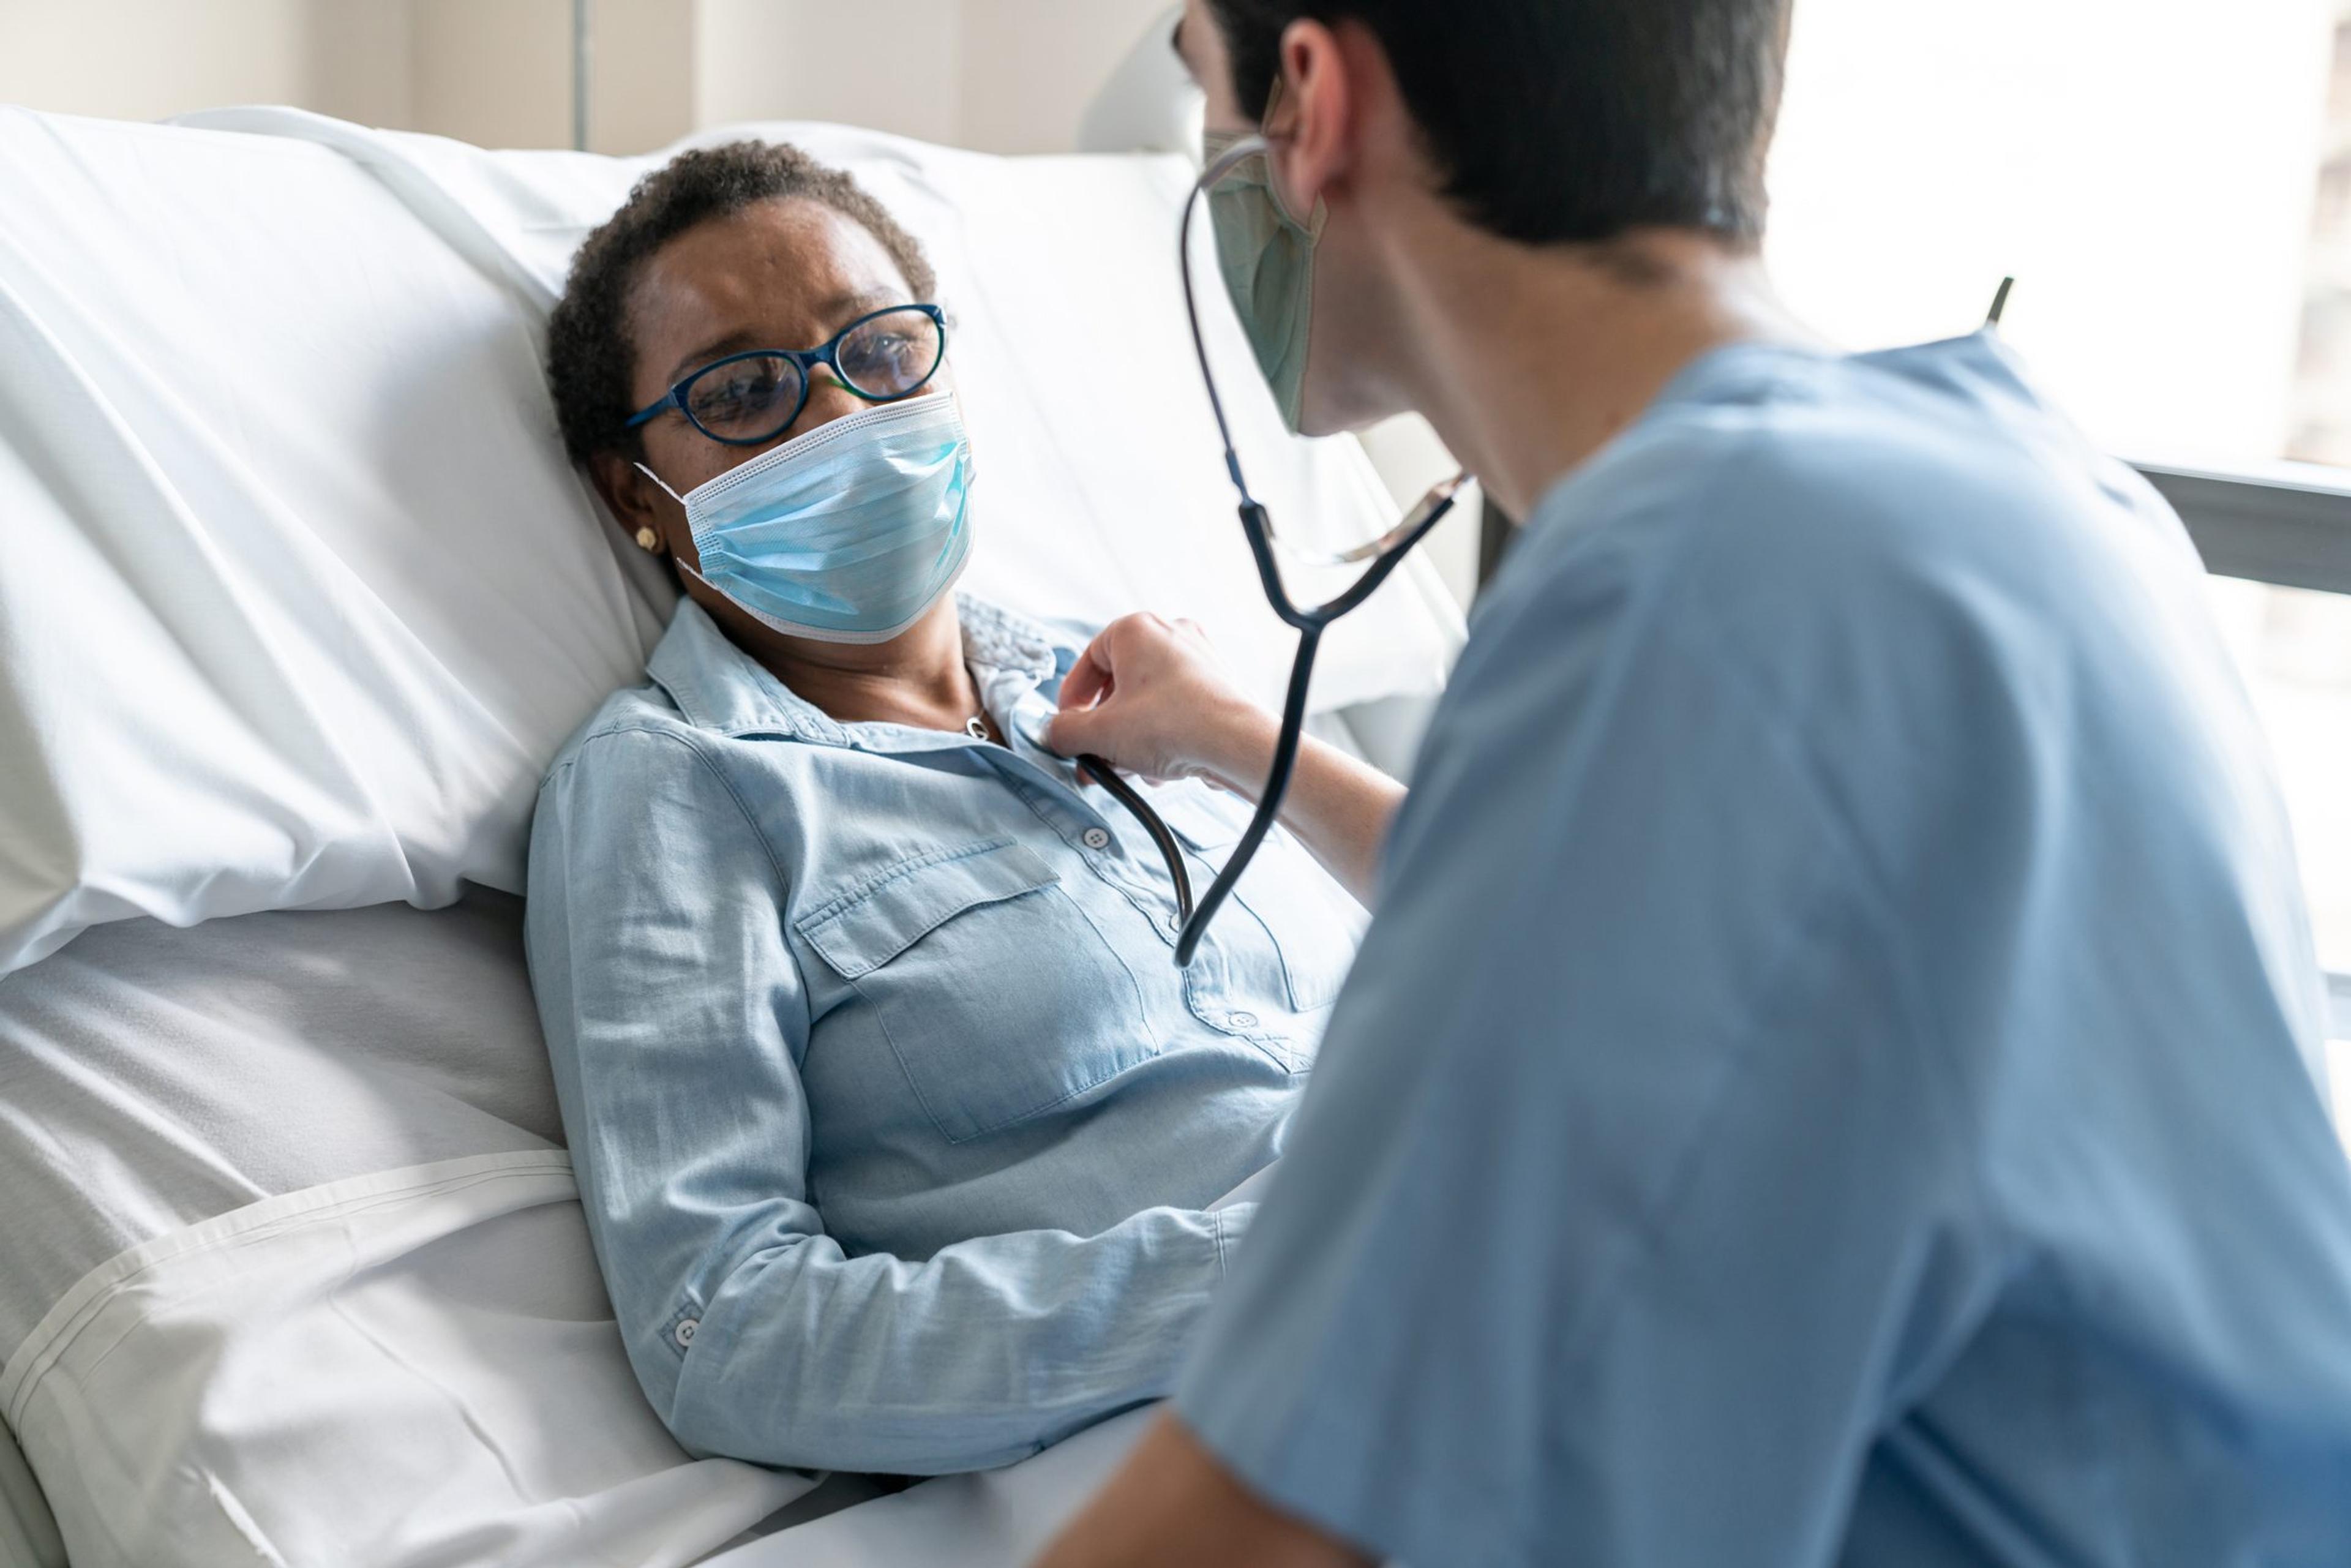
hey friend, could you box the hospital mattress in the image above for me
[0,891,558,1364]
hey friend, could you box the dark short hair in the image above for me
[545,140,939,464]
[1204,0,1791,249]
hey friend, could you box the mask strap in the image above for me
[1201,130,1270,189]
[633,461,687,507]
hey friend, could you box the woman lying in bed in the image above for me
[525,142,1375,1477]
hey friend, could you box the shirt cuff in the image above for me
[1211,1201,1254,1277]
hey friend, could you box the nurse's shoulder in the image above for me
[1496,331,2202,718]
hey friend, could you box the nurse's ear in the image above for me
[1261,17,1362,218]
[590,451,677,557]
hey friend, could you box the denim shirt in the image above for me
[523,594,1364,1476]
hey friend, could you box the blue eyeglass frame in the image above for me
[624,302,949,447]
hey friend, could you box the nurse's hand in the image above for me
[1048,613,1404,907]
[1046,613,1277,792]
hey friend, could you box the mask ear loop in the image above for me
[634,461,687,506]
[634,460,713,587]
[631,457,786,613]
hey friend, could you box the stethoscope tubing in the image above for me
[1077,753,1196,926]
[1183,141,1461,964]
[1069,132,1465,969]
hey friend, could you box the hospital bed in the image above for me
[0,41,1464,1568]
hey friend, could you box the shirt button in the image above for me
[1226,1011,1259,1030]
[1082,827,1111,850]
[674,1318,699,1348]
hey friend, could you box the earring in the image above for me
[635,526,660,553]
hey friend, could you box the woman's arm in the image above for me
[526,726,1254,1475]
[1044,615,1403,906]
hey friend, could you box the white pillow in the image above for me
[0,107,1461,978]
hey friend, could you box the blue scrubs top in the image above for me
[1174,334,2351,1566]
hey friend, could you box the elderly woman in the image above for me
[525,141,1383,1477]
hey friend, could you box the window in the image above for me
[1768,0,2340,471]
[2206,579,2351,973]
[1768,0,2351,1135]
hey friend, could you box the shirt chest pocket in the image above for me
[795,838,1161,1144]
[1152,785,1365,1013]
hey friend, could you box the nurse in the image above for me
[1039,1,2351,1565]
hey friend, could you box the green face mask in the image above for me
[1201,129,1326,433]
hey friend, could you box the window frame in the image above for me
[2135,460,2351,600]
[2139,460,2351,1035]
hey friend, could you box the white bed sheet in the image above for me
[6,1152,808,1568]
[718,1407,1158,1568]
[0,890,557,1363]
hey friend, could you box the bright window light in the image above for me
[1771,0,2351,996]
[1768,0,2340,470]
[2330,1040,2351,1150]
[2208,579,2351,973]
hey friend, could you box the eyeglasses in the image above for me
[626,303,948,447]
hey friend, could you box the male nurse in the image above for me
[1037,1,2351,1564]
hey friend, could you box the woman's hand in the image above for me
[1045,614,1278,793]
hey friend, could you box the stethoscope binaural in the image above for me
[1070,133,1469,968]
[1069,147,2014,968]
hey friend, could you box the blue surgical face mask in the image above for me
[638,392,974,645]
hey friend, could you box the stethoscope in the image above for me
[1060,138,2018,966]
[1064,132,1469,968]
[967,705,1200,927]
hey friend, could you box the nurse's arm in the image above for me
[1033,1411,1370,1568]
[1046,613,1403,905]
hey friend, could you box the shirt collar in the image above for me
[645,591,1074,749]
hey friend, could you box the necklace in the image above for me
[962,660,997,744]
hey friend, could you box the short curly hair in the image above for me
[545,141,939,465]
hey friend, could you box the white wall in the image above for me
[954,0,1173,154]
[0,0,317,121]
[693,0,962,146]
[0,0,1172,156]
[401,0,694,152]
[406,0,569,147]
[309,0,415,130]
[691,0,1169,154]
[592,0,696,152]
